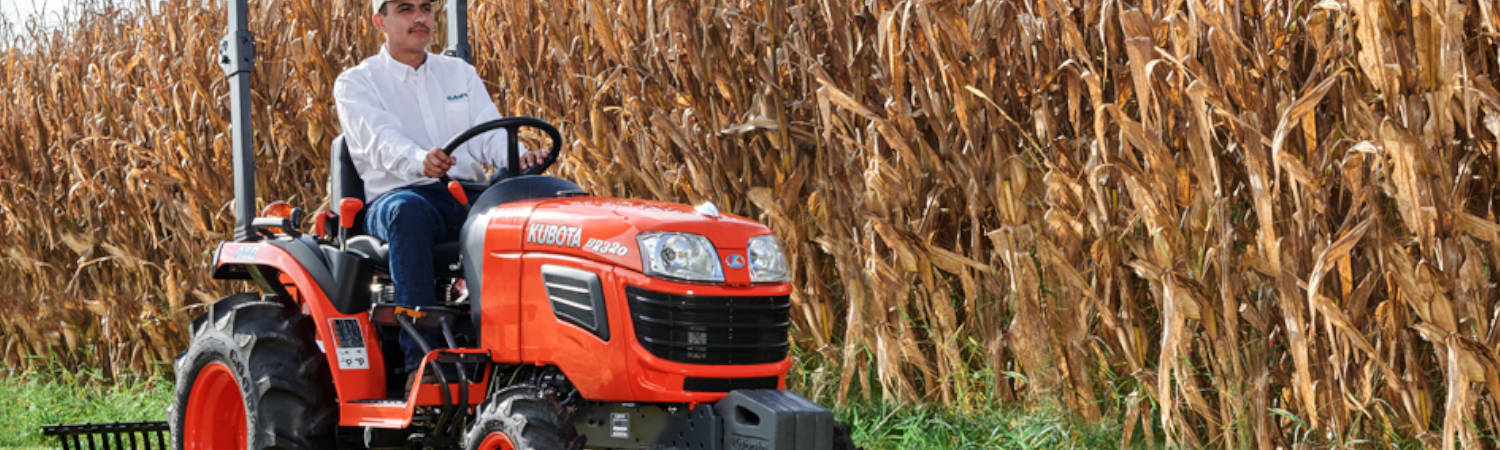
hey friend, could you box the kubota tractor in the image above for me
[166,1,853,449]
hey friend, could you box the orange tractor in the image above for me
[161,1,854,449]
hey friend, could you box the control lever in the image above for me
[337,198,364,251]
[447,181,469,206]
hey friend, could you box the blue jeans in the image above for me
[365,182,467,372]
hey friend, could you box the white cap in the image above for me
[373,1,439,15]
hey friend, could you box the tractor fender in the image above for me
[212,238,338,299]
[211,240,390,401]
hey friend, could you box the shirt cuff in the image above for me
[408,147,431,178]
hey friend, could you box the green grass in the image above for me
[0,366,172,448]
[0,365,1127,449]
[833,401,1126,449]
[787,341,1134,448]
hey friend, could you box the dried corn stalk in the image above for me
[1,0,1498,445]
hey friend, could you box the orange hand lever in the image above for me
[313,211,335,237]
[447,181,469,206]
[338,198,364,229]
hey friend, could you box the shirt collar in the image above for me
[378,44,431,83]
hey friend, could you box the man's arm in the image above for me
[334,74,433,178]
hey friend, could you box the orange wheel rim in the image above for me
[479,432,516,450]
[182,361,247,450]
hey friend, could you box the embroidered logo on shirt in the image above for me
[447,93,469,101]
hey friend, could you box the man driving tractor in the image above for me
[149,0,850,447]
[333,0,546,390]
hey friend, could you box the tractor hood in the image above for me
[496,197,774,284]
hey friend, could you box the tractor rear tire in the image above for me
[463,384,583,450]
[169,293,337,449]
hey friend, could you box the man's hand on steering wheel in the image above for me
[430,117,562,208]
[427,146,548,178]
[519,150,548,171]
[439,117,562,185]
[424,147,455,178]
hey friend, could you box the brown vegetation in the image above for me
[3,0,1500,446]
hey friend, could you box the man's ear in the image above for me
[372,12,386,33]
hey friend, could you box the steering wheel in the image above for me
[436,116,563,187]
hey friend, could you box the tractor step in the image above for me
[340,348,492,429]
[41,421,169,450]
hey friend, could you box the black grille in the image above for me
[626,286,790,365]
[684,376,779,392]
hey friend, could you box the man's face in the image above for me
[374,0,435,54]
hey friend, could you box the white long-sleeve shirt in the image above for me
[333,45,525,201]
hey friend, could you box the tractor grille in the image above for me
[684,376,779,392]
[626,286,790,365]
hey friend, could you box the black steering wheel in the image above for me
[436,116,563,186]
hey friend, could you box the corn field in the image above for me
[3,0,1500,446]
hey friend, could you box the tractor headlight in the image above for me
[638,232,724,283]
[747,235,791,283]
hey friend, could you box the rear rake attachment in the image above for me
[41,421,169,450]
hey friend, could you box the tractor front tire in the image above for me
[169,293,336,449]
[463,384,582,450]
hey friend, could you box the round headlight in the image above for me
[747,235,790,283]
[661,235,694,269]
[638,232,724,282]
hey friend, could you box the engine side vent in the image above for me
[626,286,790,365]
[542,264,609,341]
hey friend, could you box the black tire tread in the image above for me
[170,293,336,450]
[463,384,583,450]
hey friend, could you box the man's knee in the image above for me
[371,192,442,231]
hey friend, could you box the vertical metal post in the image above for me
[221,0,257,241]
[444,0,470,63]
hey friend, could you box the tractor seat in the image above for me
[345,236,464,275]
[331,135,463,275]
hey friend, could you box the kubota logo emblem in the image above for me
[527,223,582,249]
[725,253,746,269]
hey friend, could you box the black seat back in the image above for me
[329,135,367,235]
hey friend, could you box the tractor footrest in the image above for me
[41,421,170,450]
[369,304,464,329]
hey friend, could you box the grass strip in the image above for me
[0,367,172,448]
[833,401,1127,449]
[0,367,1128,448]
